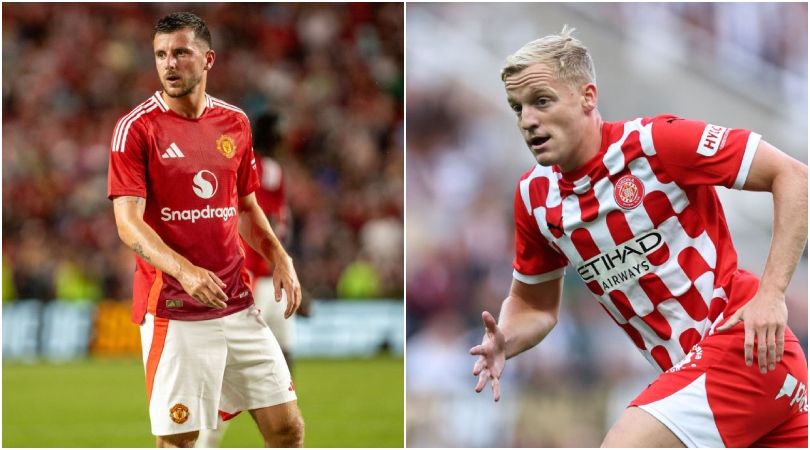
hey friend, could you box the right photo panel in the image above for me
[406,3,808,448]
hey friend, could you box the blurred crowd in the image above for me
[3,3,403,303]
[611,2,807,110]
[406,3,807,447]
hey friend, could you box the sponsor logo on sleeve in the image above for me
[696,124,729,157]
[576,230,663,291]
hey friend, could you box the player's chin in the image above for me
[532,151,557,167]
[162,84,189,98]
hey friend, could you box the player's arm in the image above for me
[112,195,228,308]
[470,276,563,401]
[237,192,302,318]
[717,140,808,373]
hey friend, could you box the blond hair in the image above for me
[501,25,596,86]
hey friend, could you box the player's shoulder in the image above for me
[606,114,700,146]
[111,93,167,152]
[114,92,166,127]
[517,163,557,184]
[515,164,558,207]
[206,94,250,125]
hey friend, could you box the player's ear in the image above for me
[581,82,597,112]
[204,49,216,71]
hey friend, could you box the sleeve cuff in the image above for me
[732,132,761,190]
[513,267,565,284]
[108,189,146,200]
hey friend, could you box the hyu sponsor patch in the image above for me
[696,124,730,157]
[576,230,663,291]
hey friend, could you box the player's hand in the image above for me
[178,265,228,309]
[716,290,788,374]
[469,311,506,402]
[272,253,301,319]
[296,290,312,318]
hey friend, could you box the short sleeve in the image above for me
[108,118,149,199]
[237,118,260,197]
[651,115,761,189]
[512,183,567,284]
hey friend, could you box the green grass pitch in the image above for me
[3,356,403,447]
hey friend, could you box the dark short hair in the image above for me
[252,111,281,155]
[154,12,212,48]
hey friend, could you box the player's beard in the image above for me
[163,72,202,98]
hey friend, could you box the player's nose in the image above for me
[163,55,177,70]
[519,107,540,131]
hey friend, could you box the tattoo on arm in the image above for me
[132,242,151,262]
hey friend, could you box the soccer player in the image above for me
[241,112,310,377]
[195,112,309,448]
[108,12,304,448]
[470,26,808,447]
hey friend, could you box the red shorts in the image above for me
[631,324,808,447]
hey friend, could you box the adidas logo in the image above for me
[162,142,185,158]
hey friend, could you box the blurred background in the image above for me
[3,3,403,447]
[406,3,807,447]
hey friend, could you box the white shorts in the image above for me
[140,305,296,436]
[253,276,296,351]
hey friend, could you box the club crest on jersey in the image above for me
[169,403,189,424]
[614,175,644,210]
[217,134,236,159]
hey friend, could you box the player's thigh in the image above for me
[141,314,228,436]
[602,406,685,448]
[156,431,199,448]
[631,325,807,447]
[219,305,297,415]
[254,277,295,350]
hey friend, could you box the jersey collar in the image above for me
[153,91,169,112]
[153,91,215,119]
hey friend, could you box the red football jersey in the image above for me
[108,92,260,323]
[513,115,762,372]
[242,156,288,278]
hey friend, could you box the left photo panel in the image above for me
[3,3,404,448]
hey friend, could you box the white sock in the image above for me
[195,416,228,448]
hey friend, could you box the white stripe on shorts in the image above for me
[637,374,725,447]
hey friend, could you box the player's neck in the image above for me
[161,84,207,119]
[561,110,603,173]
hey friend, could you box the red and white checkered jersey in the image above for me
[108,92,260,323]
[513,115,762,372]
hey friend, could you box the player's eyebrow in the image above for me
[530,87,555,97]
[506,87,555,104]
[154,46,193,55]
